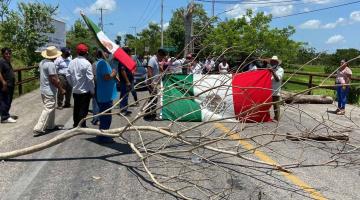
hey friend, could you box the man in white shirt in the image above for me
[269,56,284,121]
[143,49,167,121]
[68,43,95,127]
[54,47,72,109]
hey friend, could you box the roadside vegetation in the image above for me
[0,1,359,101]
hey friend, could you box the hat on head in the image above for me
[270,55,281,64]
[76,43,88,54]
[41,46,62,59]
[60,47,70,54]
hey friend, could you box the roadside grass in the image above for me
[284,65,360,104]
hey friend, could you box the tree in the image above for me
[0,0,11,22]
[165,3,214,56]
[123,33,135,46]
[132,22,161,56]
[0,2,58,65]
[66,19,99,62]
[203,10,301,67]
[114,35,122,46]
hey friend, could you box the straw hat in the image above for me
[270,55,282,64]
[41,46,62,59]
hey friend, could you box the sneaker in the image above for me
[120,110,132,116]
[57,106,63,110]
[1,117,17,123]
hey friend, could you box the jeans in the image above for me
[144,84,158,118]
[0,86,14,121]
[131,80,138,102]
[92,96,100,123]
[119,82,129,111]
[337,85,350,109]
[98,101,113,130]
[73,92,92,127]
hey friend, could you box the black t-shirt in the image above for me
[0,59,15,88]
[118,63,133,84]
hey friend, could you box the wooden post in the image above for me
[308,75,313,95]
[17,70,22,95]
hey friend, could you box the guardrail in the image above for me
[284,70,360,95]
[13,66,38,96]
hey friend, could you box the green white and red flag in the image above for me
[160,70,273,122]
[81,12,136,72]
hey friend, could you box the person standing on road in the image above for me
[335,59,352,115]
[33,46,65,135]
[218,58,229,74]
[143,49,167,121]
[68,43,95,128]
[118,47,134,116]
[54,47,72,109]
[95,49,117,143]
[0,48,16,123]
[268,56,284,121]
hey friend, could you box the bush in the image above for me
[348,84,360,104]
[324,65,337,74]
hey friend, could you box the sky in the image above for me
[8,0,360,52]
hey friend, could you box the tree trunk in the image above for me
[281,91,333,104]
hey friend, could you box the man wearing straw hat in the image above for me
[269,55,284,121]
[33,46,65,136]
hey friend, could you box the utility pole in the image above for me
[161,0,164,48]
[97,8,108,31]
[184,0,194,57]
[212,0,215,17]
[129,26,137,55]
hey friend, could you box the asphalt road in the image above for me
[0,89,359,200]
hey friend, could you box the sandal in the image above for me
[336,110,345,115]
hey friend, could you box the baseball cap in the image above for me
[76,43,88,54]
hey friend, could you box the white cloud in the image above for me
[89,0,116,13]
[270,5,293,17]
[226,3,258,19]
[303,7,310,12]
[303,0,333,4]
[74,0,117,15]
[322,17,346,29]
[163,22,169,30]
[300,19,321,29]
[350,11,360,22]
[300,18,347,29]
[326,35,345,44]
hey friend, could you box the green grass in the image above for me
[284,64,360,103]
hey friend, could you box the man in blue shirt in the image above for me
[96,49,117,143]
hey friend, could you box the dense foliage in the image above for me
[0,2,57,65]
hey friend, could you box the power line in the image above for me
[135,0,154,28]
[196,0,303,5]
[273,0,360,19]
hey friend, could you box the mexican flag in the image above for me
[161,70,273,122]
[81,12,136,72]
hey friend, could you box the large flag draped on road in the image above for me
[160,70,273,122]
[81,12,136,72]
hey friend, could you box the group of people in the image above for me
[32,44,140,142]
[0,45,353,137]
